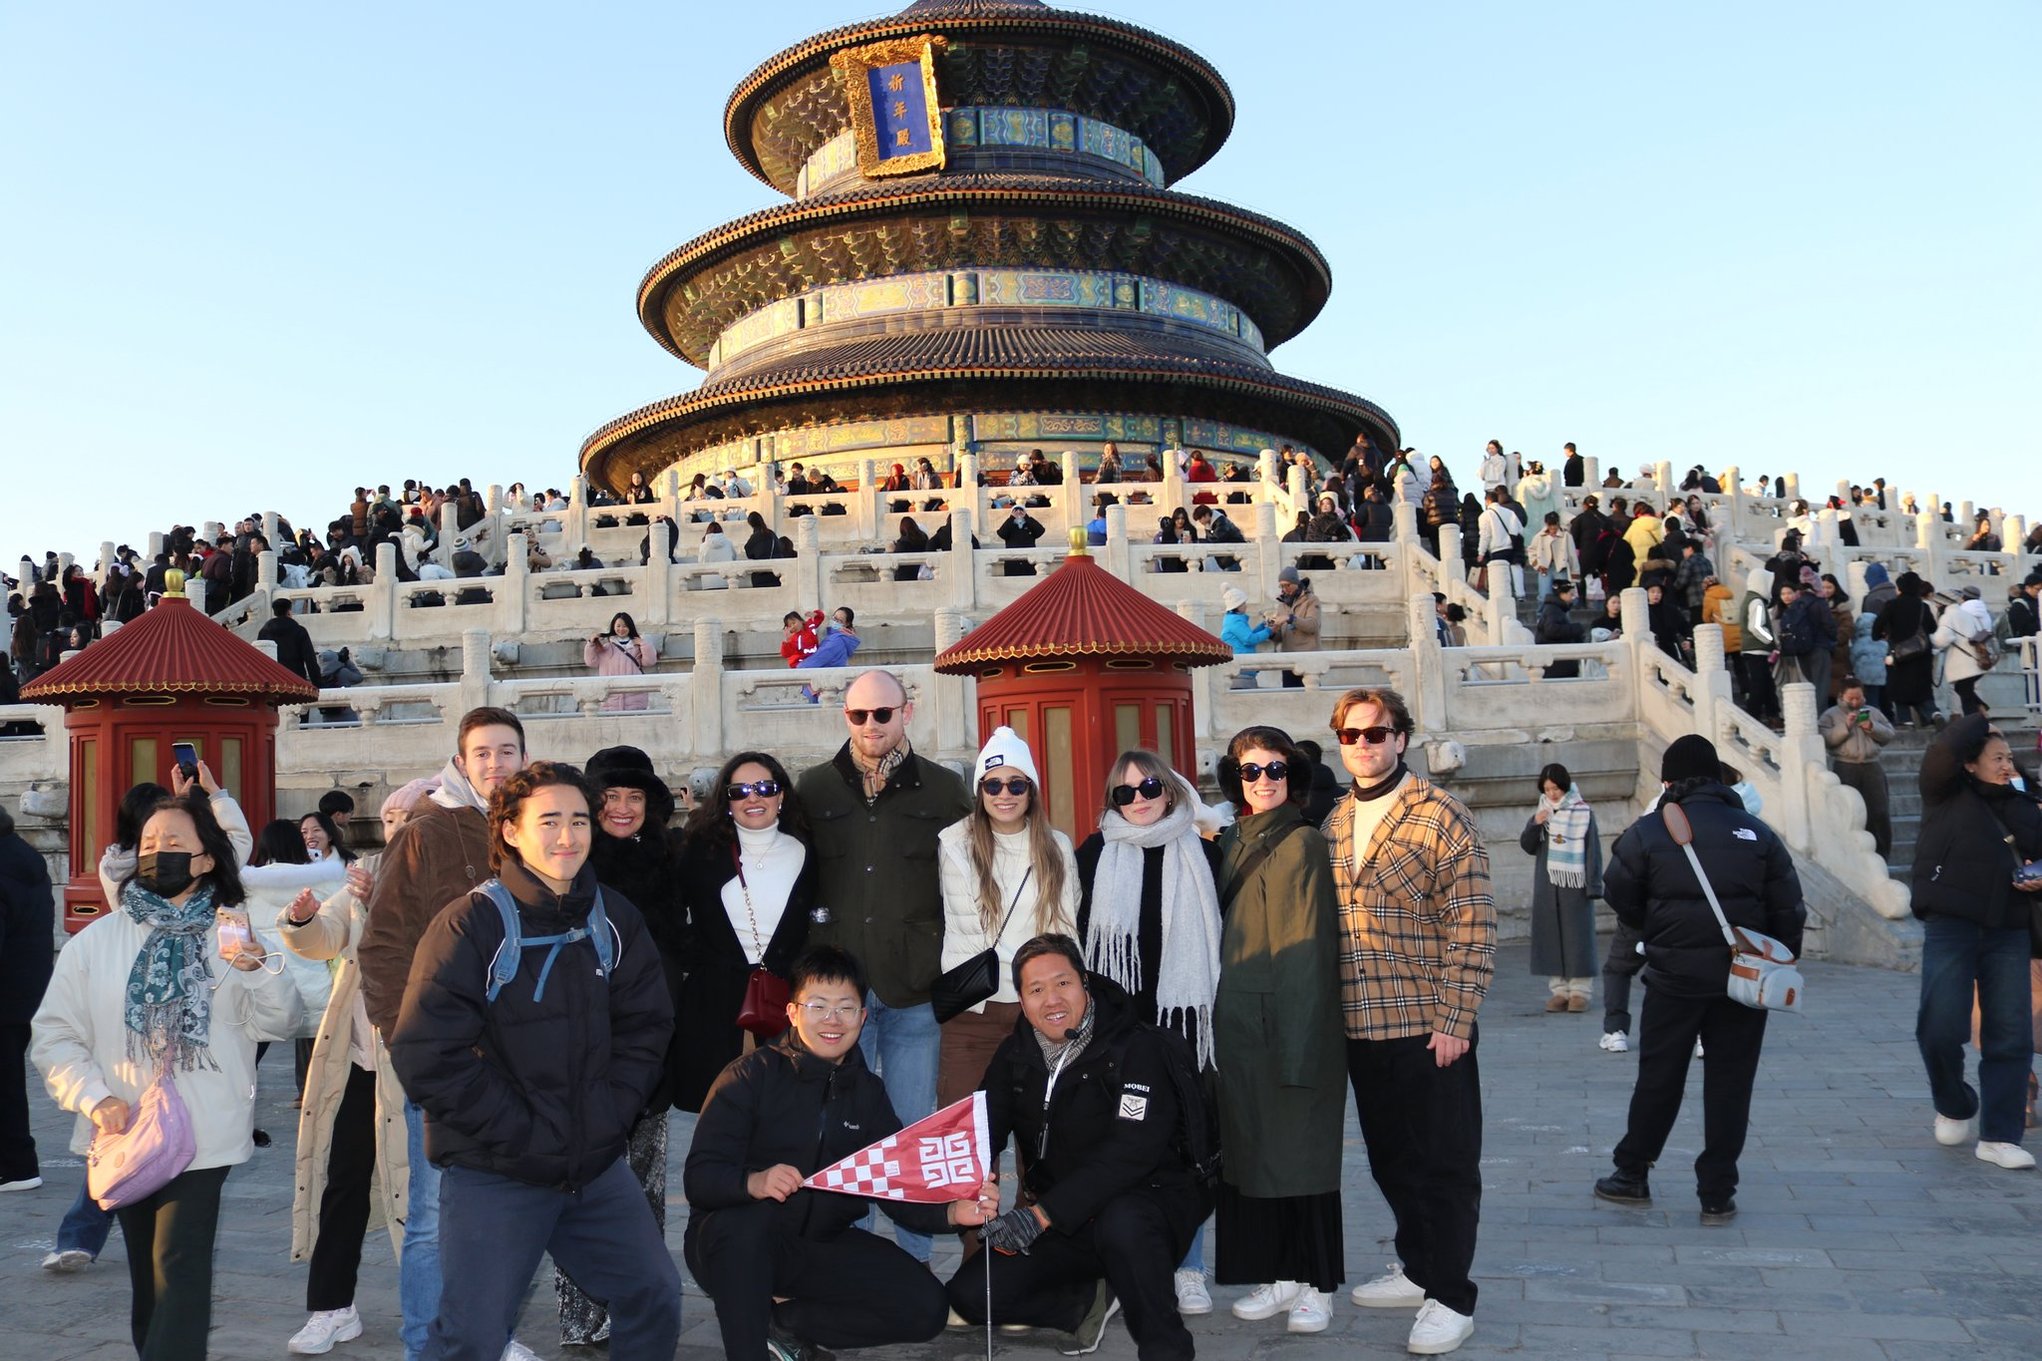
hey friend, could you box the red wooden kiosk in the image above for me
[934,534,1231,842]
[22,594,319,931]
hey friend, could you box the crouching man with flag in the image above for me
[684,946,997,1361]
[949,934,1214,1359]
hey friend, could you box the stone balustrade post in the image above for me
[1437,525,1464,583]
[1778,681,1824,850]
[1180,600,1217,738]
[1407,592,1448,733]
[1654,460,1673,497]
[1287,461,1309,511]
[459,628,494,716]
[98,540,116,575]
[1161,451,1183,514]
[1618,585,1652,723]
[1844,559,1871,602]
[794,515,824,609]
[435,501,456,569]
[2005,515,2028,571]
[483,485,505,564]
[1251,502,1280,593]
[58,552,75,581]
[940,509,974,609]
[957,452,979,497]
[203,522,223,544]
[257,550,278,594]
[1488,555,1515,643]
[1691,623,1726,739]
[1392,498,1420,598]
[691,619,726,761]
[857,459,879,544]
[1102,504,1132,581]
[1060,451,1078,494]
[1834,479,1851,504]
[1256,448,1277,493]
[568,476,591,548]
[503,532,530,635]
[370,542,399,641]
[259,513,280,551]
[1582,456,1601,489]
[643,519,672,627]
[932,609,974,753]
[1780,473,1800,504]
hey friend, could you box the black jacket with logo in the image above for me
[682,1036,952,1246]
[388,857,673,1190]
[980,974,1205,1235]
[1604,783,1805,998]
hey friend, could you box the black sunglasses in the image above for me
[1110,777,1166,806]
[1236,760,1289,784]
[980,776,1031,797]
[844,707,897,726]
[727,780,782,801]
[1334,725,1399,746]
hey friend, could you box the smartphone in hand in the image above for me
[172,741,199,779]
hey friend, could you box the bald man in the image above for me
[796,670,970,1263]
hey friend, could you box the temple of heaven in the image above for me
[579,0,1398,493]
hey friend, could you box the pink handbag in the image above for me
[87,1065,196,1210]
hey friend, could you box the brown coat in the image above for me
[1271,584,1323,653]
[357,796,494,1036]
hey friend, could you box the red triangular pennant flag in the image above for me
[802,1091,992,1203]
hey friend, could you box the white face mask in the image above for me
[2013,775,2029,794]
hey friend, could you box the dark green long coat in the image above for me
[1213,803,1348,1198]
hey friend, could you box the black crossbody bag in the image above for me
[931,867,1031,1023]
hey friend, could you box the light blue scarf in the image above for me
[120,878,218,1072]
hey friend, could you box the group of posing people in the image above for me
[21,673,1505,1360]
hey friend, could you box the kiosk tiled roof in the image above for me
[21,596,321,704]
[934,544,1232,671]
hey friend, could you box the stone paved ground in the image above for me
[5,944,2040,1359]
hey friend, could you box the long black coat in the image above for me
[1604,783,1804,998]
[589,827,688,1110]
[673,833,815,1112]
[0,805,55,1026]
[1073,832,1222,1048]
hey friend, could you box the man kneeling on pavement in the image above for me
[949,934,1212,1360]
[684,946,998,1361]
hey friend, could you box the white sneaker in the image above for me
[1407,1299,1475,1355]
[41,1249,93,1273]
[1231,1280,1302,1321]
[1286,1288,1332,1334]
[501,1342,541,1361]
[1598,1031,1629,1053]
[0,1175,43,1192]
[1351,1262,1427,1308]
[1693,1038,1704,1059]
[1934,1113,1977,1146]
[1174,1268,1213,1316]
[288,1305,363,1355]
[1975,1141,2037,1170]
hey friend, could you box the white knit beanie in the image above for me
[973,726,1039,788]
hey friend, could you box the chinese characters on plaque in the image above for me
[831,36,946,178]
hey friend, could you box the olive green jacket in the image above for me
[1213,803,1348,1198]
[797,743,971,1008]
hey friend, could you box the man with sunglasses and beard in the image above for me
[1323,688,1495,1356]
[796,669,971,1265]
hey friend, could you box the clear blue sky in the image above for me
[4,1,2036,567]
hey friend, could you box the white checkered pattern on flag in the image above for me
[803,1091,992,1203]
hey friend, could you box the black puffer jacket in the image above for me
[1912,715,2042,930]
[388,857,673,1190]
[980,974,1206,1234]
[1604,783,1805,998]
[682,1036,951,1246]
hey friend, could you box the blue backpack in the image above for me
[477,879,616,1004]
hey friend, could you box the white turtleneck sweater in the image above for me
[937,819,1080,1010]
[720,822,805,964]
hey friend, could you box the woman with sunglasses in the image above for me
[935,727,1078,1107]
[1212,726,1346,1334]
[1075,749,1226,1315]
[673,751,816,1113]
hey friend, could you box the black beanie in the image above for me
[1661,734,1721,784]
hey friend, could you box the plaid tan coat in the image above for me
[1325,775,1496,1041]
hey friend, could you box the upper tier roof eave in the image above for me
[723,3,1236,194]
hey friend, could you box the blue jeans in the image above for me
[56,1180,115,1257]
[1917,916,2035,1145]
[430,1159,679,1361]
[401,1098,444,1361]
[856,992,940,1262]
[1179,1219,1206,1273]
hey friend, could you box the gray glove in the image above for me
[982,1205,1045,1254]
